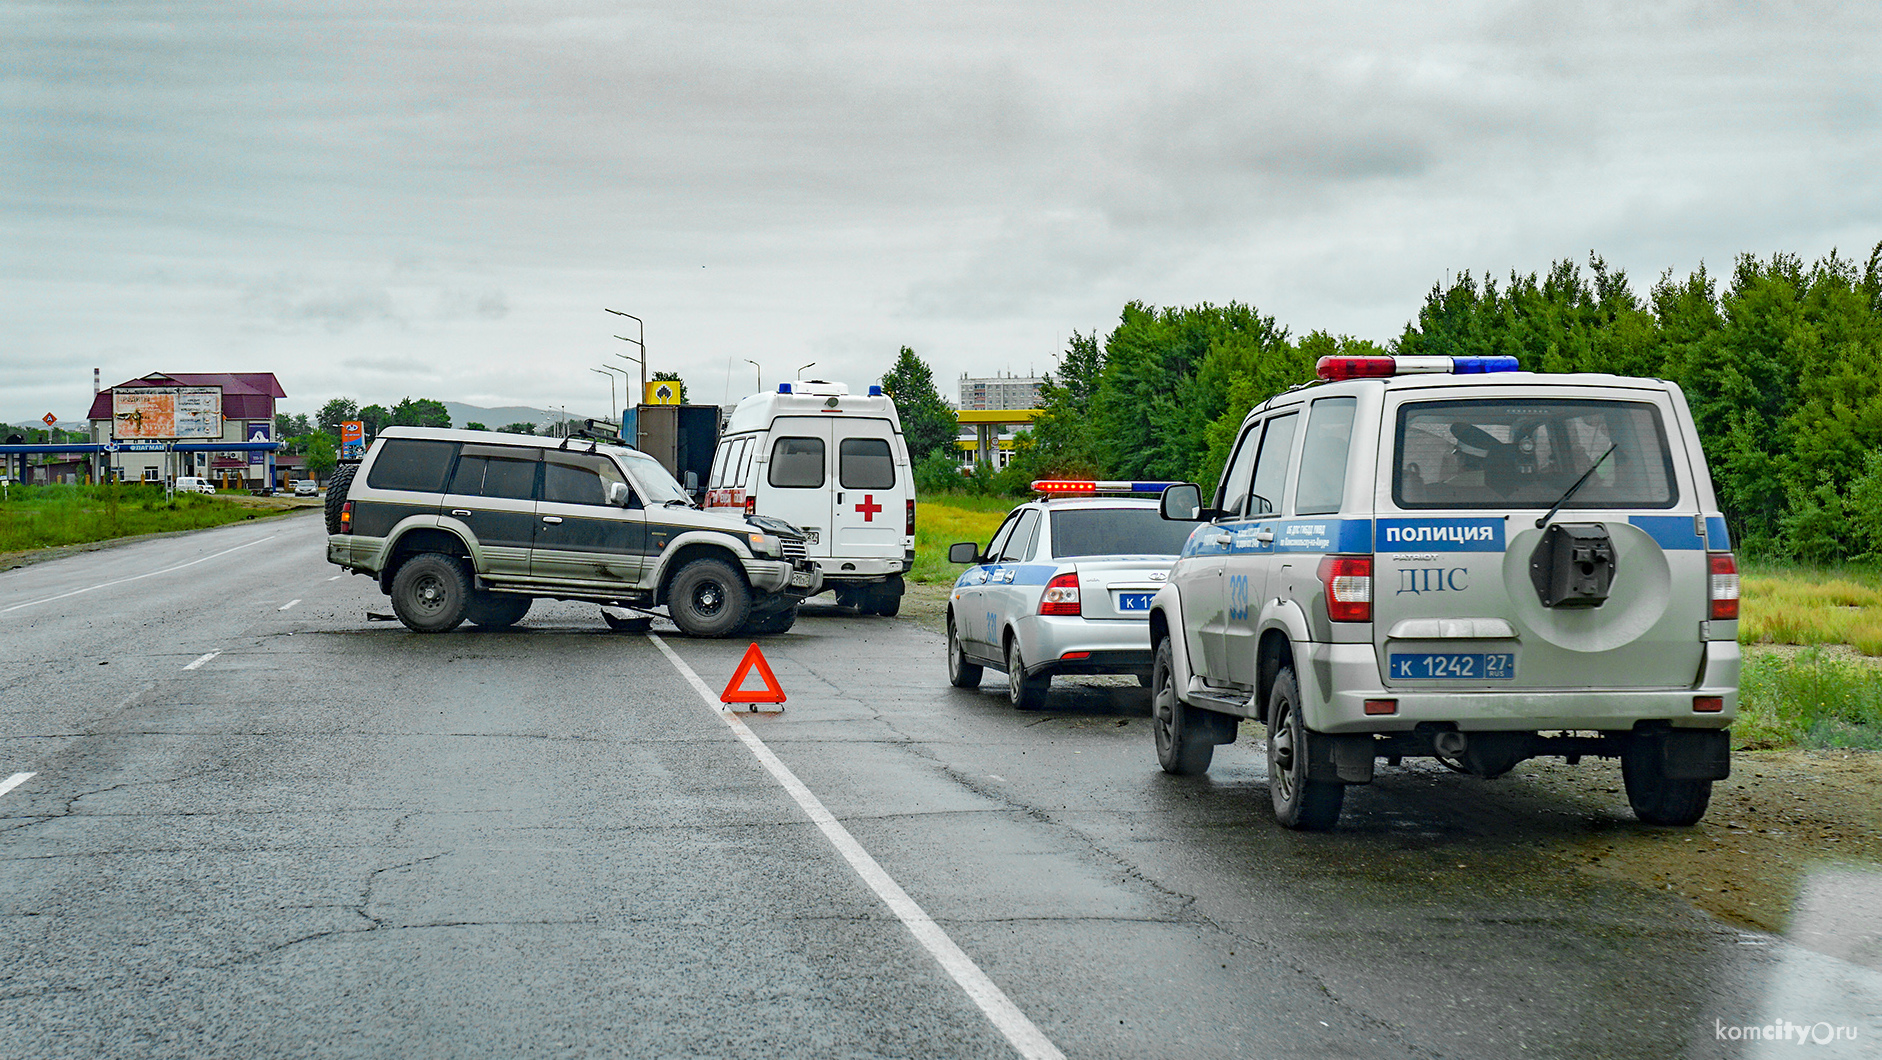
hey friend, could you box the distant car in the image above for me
[294,480,319,496]
[945,481,1194,709]
[174,476,216,495]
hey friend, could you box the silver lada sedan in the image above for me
[946,481,1196,709]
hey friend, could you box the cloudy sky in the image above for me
[5,0,1878,424]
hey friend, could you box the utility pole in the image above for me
[604,309,645,403]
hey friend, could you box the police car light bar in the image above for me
[1032,480,1178,495]
[1315,355,1519,381]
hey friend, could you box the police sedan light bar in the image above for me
[1315,355,1520,381]
[1032,480,1179,495]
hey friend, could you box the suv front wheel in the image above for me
[667,557,752,638]
[390,553,471,633]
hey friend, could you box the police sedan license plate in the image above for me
[1116,592,1156,611]
[1390,652,1515,680]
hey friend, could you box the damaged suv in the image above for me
[1150,355,1739,830]
[327,427,819,636]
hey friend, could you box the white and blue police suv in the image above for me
[1149,355,1740,830]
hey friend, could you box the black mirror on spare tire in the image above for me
[1528,522,1616,608]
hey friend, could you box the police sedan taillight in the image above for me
[1709,552,1739,620]
[1318,555,1372,622]
[1039,573,1081,616]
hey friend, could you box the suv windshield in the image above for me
[614,446,693,505]
[1393,398,1678,509]
[1050,507,1198,558]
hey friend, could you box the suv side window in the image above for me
[768,436,825,488]
[544,452,630,507]
[1216,422,1262,517]
[367,439,459,492]
[839,438,895,489]
[1295,397,1357,515]
[999,508,1040,562]
[450,446,540,500]
[1247,411,1300,516]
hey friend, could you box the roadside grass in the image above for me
[1739,560,1882,655]
[911,491,1015,585]
[1737,648,1882,750]
[0,483,286,553]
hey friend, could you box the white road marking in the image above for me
[0,773,35,799]
[649,634,1065,1060]
[279,599,300,611]
[2,536,278,614]
[183,651,221,671]
[327,575,341,581]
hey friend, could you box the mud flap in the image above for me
[1307,733,1377,784]
[1638,728,1731,781]
[1198,706,1240,746]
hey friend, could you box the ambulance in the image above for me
[705,381,915,614]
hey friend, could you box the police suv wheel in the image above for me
[1268,668,1344,830]
[1005,636,1050,710]
[667,558,752,638]
[1621,735,1713,826]
[1151,638,1214,775]
[390,553,470,633]
[946,612,983,689]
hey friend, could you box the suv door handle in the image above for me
[1206,533,1232,546]
[1255,529,1274,543]
[450,509,472,517]
[541,516,563,524]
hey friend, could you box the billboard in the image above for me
[340,420,366,460]
[644,380,682,405]
[111,387,222,440]
[248,422,270,465]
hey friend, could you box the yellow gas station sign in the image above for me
[644,380,682,405]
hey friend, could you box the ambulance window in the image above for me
[1247,412,1299,516]
[707,443,730,490]
[768,436,825,488]
[839,438,895,489]
[1295,397,1356,515]
[732,437,754,487]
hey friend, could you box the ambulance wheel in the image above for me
[667,558,751,638]
[465,591,530,629]
[1622,736,1713,826]
[1006,636,1050,710]
[947,611,983,688]
[1151,638,1214,775]
[867,575,904,616]
[389,553,470,633]
[1268,668,1344,830]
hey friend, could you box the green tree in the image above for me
[879,346,958,461]
[499,422,537,435]
[316,398,359,437]
[1019,330,1108,478]
[359,404,391,439]
[304,432,337,479]
[390,397,451,428]
[465,421,489,431]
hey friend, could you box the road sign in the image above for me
[644,380,681,405]
[42,413,56,427]
[720,643,786,707]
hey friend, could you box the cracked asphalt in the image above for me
[1,511,1868,1058]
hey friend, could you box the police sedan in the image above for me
[946,481,1198,709]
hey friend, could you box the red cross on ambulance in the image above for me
[855,494,882,521]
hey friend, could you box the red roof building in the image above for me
[85,372,287,423]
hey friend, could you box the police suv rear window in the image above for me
[1050,508,1198,558]
[366,439,458,493]
[1393,399,1678,510]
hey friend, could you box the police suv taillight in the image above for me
[1039,573,1081,616]
[1709,552,1740,621]
[1318,555,1372,622]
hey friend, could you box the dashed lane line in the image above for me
[648,633,1066,1060]
[1,536,278,614]
[0,773,35,799]
[183,651,221,671]
[279,599,301,611]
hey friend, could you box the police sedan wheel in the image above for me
[1005,637,1050,710]
[947,612,984,689]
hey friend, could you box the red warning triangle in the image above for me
[720,642,786,704]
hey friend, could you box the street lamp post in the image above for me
[796,361,816,380]
[604,309,646,403]
[745,359,761,393]
[590,368,617,422]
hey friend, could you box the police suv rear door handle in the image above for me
[1255,529,1274,543]
[541,516,563,524]
[450,509,472,517]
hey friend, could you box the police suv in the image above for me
[327,427,818,637]
[1149,355,1740,830]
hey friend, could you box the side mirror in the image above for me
[683,470,700,492]
[1159,482,1205,521]
[948,541,981,564]
[608,481,632,507]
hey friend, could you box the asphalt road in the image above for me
[0,511,1868,1058]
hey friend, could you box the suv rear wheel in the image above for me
[465,591,530,629]
[1622,736,1713,826]
[390,553,470,633]
[667,557,752,638]
[323,463,357,535]
[1268,668,1344,830]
